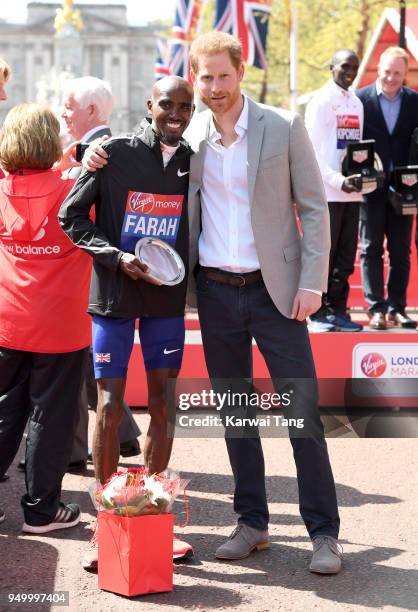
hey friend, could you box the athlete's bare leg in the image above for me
[93,378,125,484]
[144,367,179,474]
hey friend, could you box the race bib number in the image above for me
[120,191,184,252]
[336,114,361,149]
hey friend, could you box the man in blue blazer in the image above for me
[356,46,418,330]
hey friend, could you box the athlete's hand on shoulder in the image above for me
[119,252,162,285]
[291,289,322,321]
[83,135,110,172]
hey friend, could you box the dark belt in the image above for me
[201,267,263,287]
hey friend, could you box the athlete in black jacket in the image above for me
[60,121,191,319]
[59,76,195,568]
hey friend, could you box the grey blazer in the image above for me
[186,98,330,319]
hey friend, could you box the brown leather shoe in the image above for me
[369,312,386,330]
[387,310,417,329]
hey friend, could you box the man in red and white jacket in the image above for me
[305,49,364,332]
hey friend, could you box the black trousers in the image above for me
[323,201,360,314]
[0,346,88,525]
[196,270,340,539]
[360,197,413,313]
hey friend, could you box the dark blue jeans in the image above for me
[360,197,413,313]
[196,270,340,540]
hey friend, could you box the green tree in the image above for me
[262,0,418,106]
[189,0,418,106]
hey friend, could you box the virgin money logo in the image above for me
[360,353,387,378]
[129,192,155,214]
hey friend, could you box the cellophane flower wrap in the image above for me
[97,468,188,517]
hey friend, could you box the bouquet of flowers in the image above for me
[97,467,187,518]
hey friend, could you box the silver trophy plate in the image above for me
[134,237,185,286]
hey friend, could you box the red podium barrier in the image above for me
[125,329,418,409]
[125,218,418,409]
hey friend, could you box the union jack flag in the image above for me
[95,353,111,363]
[155,37,171,81]
[214,0,273,70]
[168,0,202,80]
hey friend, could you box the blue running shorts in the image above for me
[92,315,185,379]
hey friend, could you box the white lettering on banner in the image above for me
[337,128,361,140]
[123,214,179,238]
[156,219,167,236]
[124,214,137,233]
[147,218,158,234]
[336,114,361,149]
[154,200,181,210]
[134,217,146,234]
[161,218,177,237]
[1,243,61,255]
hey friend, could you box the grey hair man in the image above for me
[61,76,114,142]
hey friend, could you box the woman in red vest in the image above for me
[0,104,91,533]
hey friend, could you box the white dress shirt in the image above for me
[199,96,260,272]
[199,96,321,296]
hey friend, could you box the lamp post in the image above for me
[399,0,406,49]
[289,0,298,112]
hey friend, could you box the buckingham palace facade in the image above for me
[0,2,157,133]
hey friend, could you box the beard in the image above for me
[154,124,183,146]
[160,131,181,146]
[199,88,241,115]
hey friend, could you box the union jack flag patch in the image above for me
[95,353,111,363]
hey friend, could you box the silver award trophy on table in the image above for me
[135,237,185,286]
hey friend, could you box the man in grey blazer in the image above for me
[187,32,341,574]
[81,36,342,573]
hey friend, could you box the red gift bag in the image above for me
[98,511,173,596]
